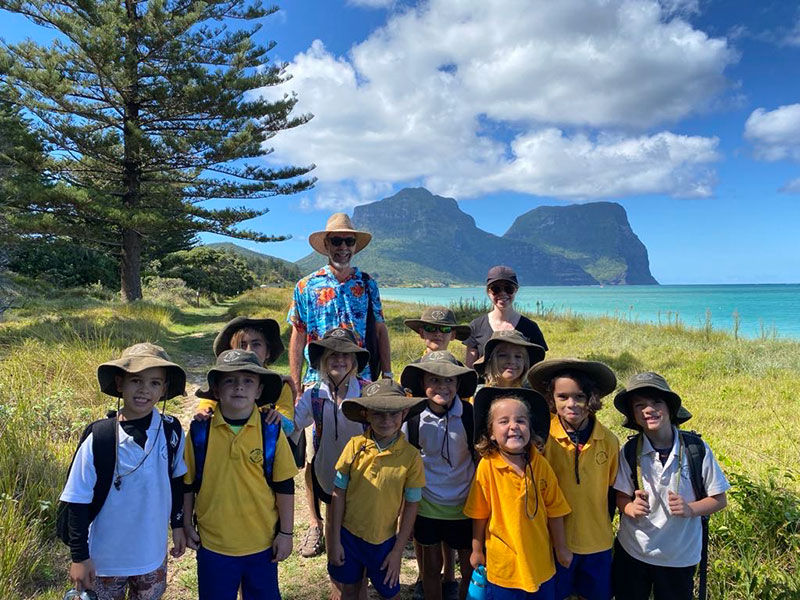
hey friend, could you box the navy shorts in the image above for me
[413,514,472,550]
[327,527,400,599]
[196,546,278,600]
[554,549,612,600]
[486,577,555,599]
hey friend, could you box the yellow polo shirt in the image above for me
[336,432,425,545]
[197,381,294,420]
[184,408,298,556]
[544,414,619,554]
[464,451,571,593]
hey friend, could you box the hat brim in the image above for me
[403,319,471,341]
[340,395,427,425]
[308,338,370,373]
[308,230,372,255]
[474,340,546,376]
[212,317,284,364]
[473,386,550,443]
[613,387,688,430]
[400,362,478,399]
[98,358,186,399]
[206,365,284,407]
[526,359,617,398]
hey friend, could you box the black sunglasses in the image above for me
[328,236,357,247]
[489,283,517,295]
[422,324,453,334]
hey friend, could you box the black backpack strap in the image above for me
[88,417,118,523]
[461,400,475,460]
[680,430,709,600]
[189,419,211,492]
[407,413,420,450]
[161,414,182,478]
[622,434,640,491]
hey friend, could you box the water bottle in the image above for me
[63,590,98,600]
[467,564,487,600]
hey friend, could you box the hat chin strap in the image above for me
[328,364,356,441]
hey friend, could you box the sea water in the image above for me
[379,284,800,340]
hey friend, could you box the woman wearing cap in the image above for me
[464,266,548,369]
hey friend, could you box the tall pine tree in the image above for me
[0,0,314,300]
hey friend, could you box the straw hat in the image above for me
[308,327,370,373]
[473,386,550,443]
[205,349,283,407]
[308,213,372,255]
[473,330,546,375]
[97,343,186,399]
[400,351,478,399]
[403,306,471,341]
[613,371,692,430]
[526,358,617,398]
[340,379,426,425]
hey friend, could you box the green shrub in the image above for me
[159,247,256,297]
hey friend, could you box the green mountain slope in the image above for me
[206,242,302,283]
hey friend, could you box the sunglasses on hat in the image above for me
[422,324,453,334]
[488,283,517,295]
[328,236,357,247]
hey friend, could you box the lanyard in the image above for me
[635,431,684,495]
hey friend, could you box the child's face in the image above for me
[490,398,531,453]
[234,329,270,364]
[419,326,455,353]
[552,376,589,428]
[422,372,457,413]
[631,393,672,433]
[494,342,526,384]
[365,408,406,441]
[325,351,355,380]
[214,371,264,416]
[115,367,168,419]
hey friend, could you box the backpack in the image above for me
[188,411,281,491]
[361,271,380,381]
[56,411,182,545]
[622,430,709,600]
[309,378,370,453]
[407,400,475,461]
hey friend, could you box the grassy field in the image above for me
[0,287,798,599]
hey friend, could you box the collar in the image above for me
[212,406,258,429]
[487,449,535,471]
[422,396,463,420]
[550,413,603,441]
[640,426,679,456]
[365,429,409,454]
[322,264,360,283]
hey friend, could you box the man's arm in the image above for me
[375,321,392,376]
[289,326,306,397]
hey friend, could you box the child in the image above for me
[401,351,478,600]
[465,386,572,599]
[328,379,427,600]
[292,327,371,596]
[59,342,187,598]
[404,306,471,357]
[474,330,545,388]
[527,359,619,600]
[612,372,729,600]
[183,349,298,600]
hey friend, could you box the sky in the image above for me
[2,0,800,284]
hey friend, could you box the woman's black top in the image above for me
[463,313,548,359]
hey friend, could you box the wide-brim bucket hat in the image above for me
[341,379,426,425]
[473,386,550,444]
[308,213,372,255]
[526,358,617,398]
[308,327,370,373]
[212,316,284,364]
[613,371,692,430]
[205,349,283,407]
[473,330,546,375]
[98,342,186,399]
[400,351,478,399]
[403,306,471,341]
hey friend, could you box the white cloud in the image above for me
[261,0,733,202]
[784,15,800,47]
[779,177,800,194]
[347,0,394,7]
[299,181,396,211]
[744,104,800,162]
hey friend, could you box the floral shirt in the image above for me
[287,265,384,384]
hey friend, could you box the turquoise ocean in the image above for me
[379,284,800,340]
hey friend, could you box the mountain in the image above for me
[206,242,302,283]
[503,202,658,285]
[296,188,598,286]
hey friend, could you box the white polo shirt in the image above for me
[60,410,187,576]
[613,427,729,568]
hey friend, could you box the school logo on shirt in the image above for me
[596,450,609,465]
[539,478,548,492]
[249,448,264,464]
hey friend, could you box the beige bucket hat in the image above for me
[613,371,692,430]
[97,342,186,399]
[400,351,478,399]
[205,349,283,406]
[308,327,370,373]
[341,379,426,425]
[473,330,546,375]
[308,213,372,255]
[526,358,617,398]
[403,306,471,341]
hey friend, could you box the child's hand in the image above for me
[627,490,650,518]
[260,407,282,425]
[555,545,573,568]
[185,522,201,550]
[470,549,485,570]
[328,540,345,567]
[171,528,187,558]
[282,375,299,399]
[69,559,95,591]
[272,532,293,562]
[193,408,213,422]
[381,548,403,588]
[668,491,694,518]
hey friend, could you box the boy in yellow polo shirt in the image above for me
[465,386,571,599]
[327,379,426,600]
[183,350,298,600]
[527,359,619,600]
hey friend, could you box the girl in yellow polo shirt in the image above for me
[527,359,619,600]
[465,387,571,600]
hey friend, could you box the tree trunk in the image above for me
[121,228,143,301]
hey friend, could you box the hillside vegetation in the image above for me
[0,288,798,599]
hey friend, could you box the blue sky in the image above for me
[3,0,800,284]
